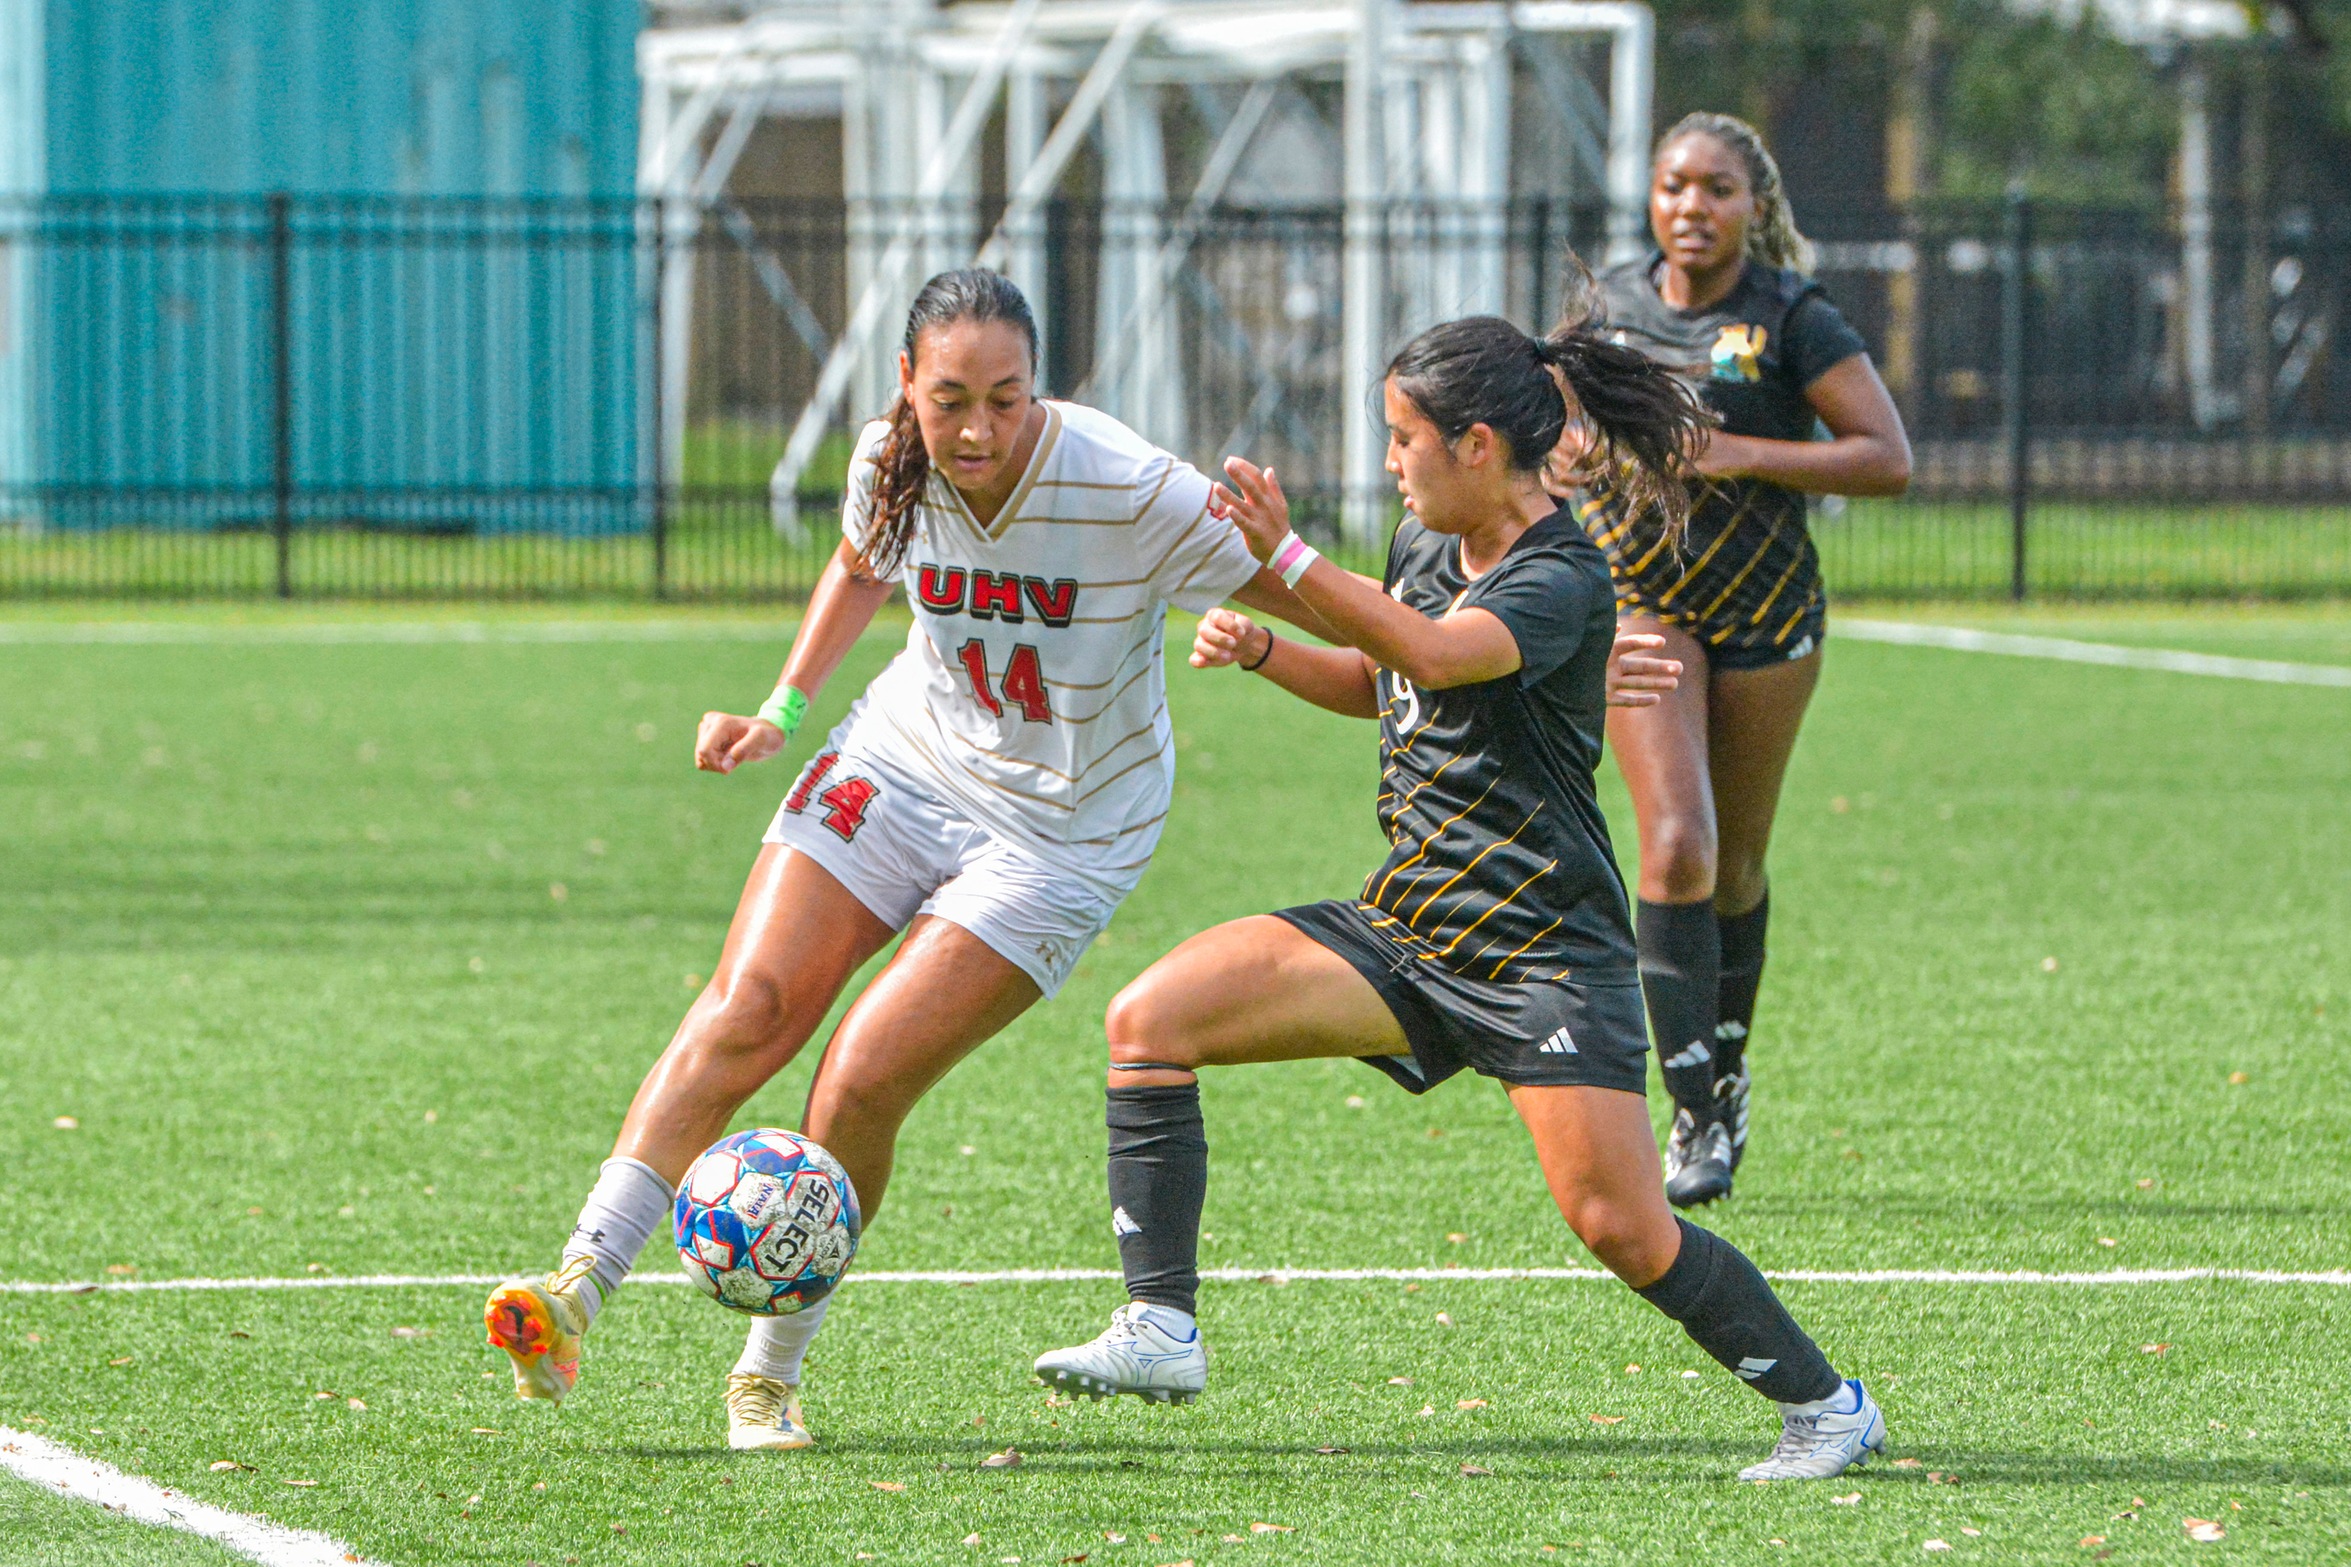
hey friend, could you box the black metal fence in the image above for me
[0,193,2344,600]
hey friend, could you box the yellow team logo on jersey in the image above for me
[1710,324,1766,382]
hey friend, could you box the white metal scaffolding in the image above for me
[638,0,1658,540]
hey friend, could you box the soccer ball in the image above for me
[673,1128,860,1316]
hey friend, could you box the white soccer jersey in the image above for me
[834,401,1261,898]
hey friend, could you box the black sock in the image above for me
[1715,893,1770,1080]
[1637,899,1721,1118]
[1106,1083,1207,1317]
[1635,1217,1840,1404]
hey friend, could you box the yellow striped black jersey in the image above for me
[1577,255,1869,666]
[1358,508,1638,987]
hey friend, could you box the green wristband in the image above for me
[756,685,809,740]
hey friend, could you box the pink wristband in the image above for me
[1269,531,1317,587]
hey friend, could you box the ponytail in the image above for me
[1385,295,1705,543]
[1542,279,1709,539]
[1658,112,1815,275]
[858,268,1041,580]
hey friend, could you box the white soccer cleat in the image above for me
[725,1372,815,1451]
[1034,1303,1208,1404]
[1737,1379,1887,1481]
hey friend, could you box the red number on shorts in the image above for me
[783,750,839,814]
[1000,644,1052,723]
[815,776,878,841]
[956,639,1003,718]
[955,639,1052,724]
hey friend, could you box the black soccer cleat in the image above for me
[1715,1059,1752,1173]
[1662,1108,1734,1208]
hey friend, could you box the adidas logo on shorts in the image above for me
[1537,1027,1577,1055]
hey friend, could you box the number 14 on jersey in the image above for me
[957,640,1052,723]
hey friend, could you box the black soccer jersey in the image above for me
[1356,508,1639,987]
[1576,255,1870,665]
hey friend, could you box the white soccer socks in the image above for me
[559,1156,675,1326]
[736,1296,830,1386]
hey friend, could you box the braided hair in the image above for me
[1385,298,1706,539]
[1658,112,1816,275]
[859,268,1041,580]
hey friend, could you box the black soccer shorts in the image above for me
[1272,900,1649,1096]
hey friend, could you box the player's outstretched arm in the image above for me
[695,541,897,774]
[1211,458,1520,690]
[1192,608,1381,718]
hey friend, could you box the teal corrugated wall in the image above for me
[16,0,644,529]
[43,0,635,196]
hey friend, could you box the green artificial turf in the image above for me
[1,605,2347,1564]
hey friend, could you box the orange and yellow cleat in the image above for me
[484,1258,592,1404]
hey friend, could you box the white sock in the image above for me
[735,1297,830,1386]
[1131,1302,1198,1341]
[1779,1378,1859,1418]
[559,1156,674,1327]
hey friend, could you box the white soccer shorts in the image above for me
[762,739,1124,998]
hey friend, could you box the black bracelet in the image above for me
[1241,628,1277,672]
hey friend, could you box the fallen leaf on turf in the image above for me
[105,1265,135,1276]
[609,1522,626,1535]
[1459,1463,1493,1477]
[1588,1415,1624,1425]
[2184,1519,2225,1543]
[1154,1560,1193,1567]
[282,1479,319,1489]
[108,1356,134,1366]
[1434,1312,1454,1326]
[311,1391,337,1401]
[52,1117,77,1130]
[1624,1364,1640,1374]
[1929,1472,1959,1485]
[1417,1404,1435,1417]
[390,1327,424,1339]
[1923,1542,1950,1553]
[2209,1420,2228,1431]
[2112,1509,2137,1521]
[1457,1399,1487,1409]
[1961,1529,1981,1538]
[2136,1178,2155,1190]
[1250,1523,1293,1534]
[2228,1072,2249,1085]
[2139,1343,2169,1355]
[208,1461,254,1473]
[1387,1377,1414,1386]
[1446,1233,1466,1244]
[1103,1535,1125,1545]
[1145,1535,1160,1544]
[228,1331,250,1339]
[1831,1493,1860,1505]
[961,1535,981,1547]
[470,1428,501,1436]
[1892,1458,1924,1469]
[1222,1535,1245,1543]
[870,1481,905,1492]
[2078,1537,2105,1549]
[1312,1446,1349,1455]
[980,1448,1022,1469]
[1063,1557,1090,1564]
[346,1398,366,1411]
[1681,1370,1700,1379]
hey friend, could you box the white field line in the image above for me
[3,1265,2347,1295]
[1841,618,2351,687]
[0,1427,377,1567]
[0,620,791,646]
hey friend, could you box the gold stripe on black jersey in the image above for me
[1372,775,1505,910]
[1395,803,1543,936]
[1432,858,1561,961]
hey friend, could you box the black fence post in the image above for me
[2002,188,2032,603]
[649,202,670,602]
[268,191,294,600]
